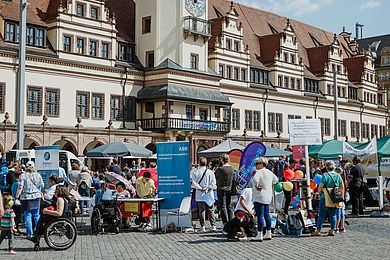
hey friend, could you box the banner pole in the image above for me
[305,145,312,210]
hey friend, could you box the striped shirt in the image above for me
[0,209,15,229]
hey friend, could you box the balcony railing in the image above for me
[139,118,230,133]
[183,16,211,37]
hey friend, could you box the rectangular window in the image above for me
[362,123,369,139]
[296,79,301,89]
[290,54,296,64]
[199,109,208,120]
[190,53,199,69]
[278,75,283,87]
[233,41,239,52]
[76,3,84,17]
[379,125,386,138]
[35,28,44,47]
[253,111,261,131]
[146,51,154,68]
[27,86,43,116]
[90,7,98,20]
[351,121,360,138]
[27,27,34,45]
[89,40,97,56]
[276,113,283,132]
[118,43,134,62]
[45,88,60,117]
[110,95,122,120]
[338,119,346,137]
[290,78,295,89]
[63,36,71,52]
[226,39,232,50]
[142,16,151,34]
[219,64,224,77]
[241,69,246,81]
[226,66,232,79]
[232,109,240,130]
[186,105,193,119]
[0,83,5,113]
[5,22,15,42]
[91,93,104,120]
[320,117,331,136]
[348,86,357,100]
[145,102,154,113]
[284,52,288,62]
[76,92,90,118]
[371,125,378,139]
[284,76,289,88]
[234,67,239,80]
[268,113,275,132]
[101,43,109,58]
[223,108,231,123]
[76,38,84,54]
[245,110,253,130]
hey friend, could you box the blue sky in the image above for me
[235,0,389,38]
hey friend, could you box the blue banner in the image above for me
[157,141,190,210]
[35,146,60,189]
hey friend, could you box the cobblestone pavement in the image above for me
[1,217,390,260]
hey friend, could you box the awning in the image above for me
[137,84,232,106]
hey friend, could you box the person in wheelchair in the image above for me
[41,175,58,209]
[28,186,70,244]
[113,182,130,198]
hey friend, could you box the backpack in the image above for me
[286,214,303,235]
[78,181,89,197]
[326,174,344,203]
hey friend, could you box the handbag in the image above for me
[192,168,208,199]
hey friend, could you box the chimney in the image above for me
[355,22,364,39]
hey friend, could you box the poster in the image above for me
[343,138,378,177]
[35,145,59,189]
[157,141,190,210]
[289,119,322,146]
[233,141,266,194]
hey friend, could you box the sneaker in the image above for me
[251,232,263,241]
[328,229,336,236]
[8,249,16,254]
[200,226,206,232]
[210,225,217,232]
[339,229,346,233]
[238,236,248,241]
[311,230,321,237]
[144,224,153,232]
[336,229,339,234]
[263,230,272,240]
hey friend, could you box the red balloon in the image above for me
[310,180,317,190]
[283,169,294,181]
[292,197,296,202]
[294,170,304,179]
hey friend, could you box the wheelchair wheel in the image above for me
[91,208,102,235]
[44,218,77,251]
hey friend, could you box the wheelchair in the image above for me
[33,217,77,251]
[90,199,123,235]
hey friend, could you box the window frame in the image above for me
[0,83,5,113]
[76,3,85,17]
[76,38,85,54]
[90,6,99,20]
[146,50,155,68]
[245,110,253,131]
[45,88,60,118]
[91,93,105,120]
[110,95,122,121]
[142,16,152,34]
[253,111,261,131]
[76,91,90,119]
[231,109,240,130]
[26,86,43,116]
[63,35,72,52]
[101,42,109,59]
[190,53,199,70]
[89,40,97,56]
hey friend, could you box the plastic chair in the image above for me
[165,196,192,232]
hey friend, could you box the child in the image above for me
[335,167,346,233]
[0,195,16,254]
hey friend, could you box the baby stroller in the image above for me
[90,198,122,235]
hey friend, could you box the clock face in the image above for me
[185,0,206,17]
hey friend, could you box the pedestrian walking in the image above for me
[215,154,234,224]
[0,195,16,254]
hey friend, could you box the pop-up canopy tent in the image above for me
[308,139,359,159]
[264,145,292,158]
[197,139,245,158]
[86,142,152,158]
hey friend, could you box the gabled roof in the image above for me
[344,56,366,83]
[209,17,224,50]
[258,33,283,65]
[306,45,331,74]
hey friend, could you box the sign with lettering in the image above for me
[289,119,322,146]
[35,146,59,189]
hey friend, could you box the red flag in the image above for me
[292,145,305,160]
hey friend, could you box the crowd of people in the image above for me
[192,153,369,241]
[0,158,158,254]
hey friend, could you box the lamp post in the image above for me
[16,0,27,149]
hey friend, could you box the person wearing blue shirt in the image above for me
[95,182,112,206]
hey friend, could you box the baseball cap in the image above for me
[26,161,35,168]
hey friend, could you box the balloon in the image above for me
[313,175,323,185]
[292,197,296,202]
[294,195,300,202]
[274,182,283,192]
[294,170,304,179]
[292,201,298,208]
[310,180,317,189]
[283,181,293,191]
[283,169,294,181]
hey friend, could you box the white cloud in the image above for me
[235,0,334,16]
[359,0,382,11]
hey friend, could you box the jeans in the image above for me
[317,198,337,231]
[254,202,271,232]
[80,189,91,213]
[198,201,216,227]
[217,190,233,224]
[24,208,40,237]
[349,186,364,215]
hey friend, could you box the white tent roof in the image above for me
[197,139,244,158]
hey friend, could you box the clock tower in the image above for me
[135,0,211,71]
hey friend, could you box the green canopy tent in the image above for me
[264,145,292,158]
[308,140,359,159]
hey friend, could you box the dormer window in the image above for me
[5,21,45,47]
[290,54,296,64]
[90,7,98,20]
[284,52,288,62]
[118,43,134,62]
[233,41,239,52]
[76,3,84,17]
[226,39,232,50]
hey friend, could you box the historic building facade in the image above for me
[0,0,388,164]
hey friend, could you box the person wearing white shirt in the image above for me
[43,175,58,203]
[251,157,278,241]
[234,188,254,216]
[192,157,217,232]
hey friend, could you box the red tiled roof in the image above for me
[0,0,49,27]
[106,0,135,43]
[306,45,331,74]
[344,56,366,83]
[209,17,224,50]
[258,33,282,65]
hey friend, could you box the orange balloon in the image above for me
[310,180,317,190]
[294,170,304,179]
[283,169,294,181]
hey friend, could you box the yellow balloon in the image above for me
[283,181,293,191]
